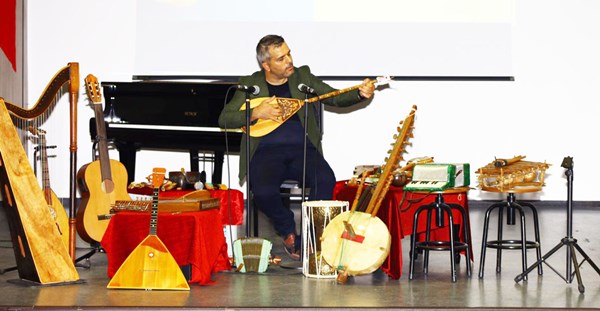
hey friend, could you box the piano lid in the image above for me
[101,81,236,127]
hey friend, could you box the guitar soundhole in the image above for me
[102,179,115,193]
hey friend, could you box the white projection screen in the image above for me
[134,0,514,79]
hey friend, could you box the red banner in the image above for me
[0,0,17,72]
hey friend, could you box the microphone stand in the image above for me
[301,92,310,205]
[514,156,600,293]
[244,93,255,237]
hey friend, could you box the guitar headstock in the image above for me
[149,167,167,189]
[374,76,393,87]
[84,74,102,105]
[383,105,417,171]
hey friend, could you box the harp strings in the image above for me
[8,87,65,128]
[5,63,72,135]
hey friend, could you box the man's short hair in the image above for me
[256,34,285,66]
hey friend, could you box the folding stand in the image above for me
[514,156,600,293]
[0,265,17,275]
[71,140,109,268]
[75,241,104,269]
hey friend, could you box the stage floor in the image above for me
[0,200,599,310]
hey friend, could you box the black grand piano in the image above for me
[89,81,242,184]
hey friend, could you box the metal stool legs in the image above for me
[479,193,542,279]
[409,194,472,282]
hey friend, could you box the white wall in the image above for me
[133,0,513,77]
[25,0,600,202]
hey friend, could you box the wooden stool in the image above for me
[478,188,542,280]
[280,179,309,209]
[408,187,472,282]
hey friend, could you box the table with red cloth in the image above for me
[127,188,244,225]
[332,181,472,280]
[101,208,231,285]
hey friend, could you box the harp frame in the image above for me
[3,62,79,260]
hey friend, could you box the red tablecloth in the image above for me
[127,188,244,225]
[333,181,471,279]
[101,209,231,285]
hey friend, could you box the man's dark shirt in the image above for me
[258,82,305,146]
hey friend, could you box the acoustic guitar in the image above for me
[239,76,391,137]
[107,167,190,290]
[28,127,70,251]
[76,74,130,243]
[321,105,417,283]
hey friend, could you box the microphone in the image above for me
[298,83,316,95]
[235,84,260,95]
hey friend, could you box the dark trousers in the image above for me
[249,144,336,237]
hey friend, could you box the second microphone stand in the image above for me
[514,156,600,293]
[244,93,255,237]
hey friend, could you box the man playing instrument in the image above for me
[218,34,375,260]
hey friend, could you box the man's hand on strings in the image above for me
[252,96,283,122]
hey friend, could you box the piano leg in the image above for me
[190,149,199,173]
[116,142,138,184]
[190,150,224,185]
[213,151,224,184]
[114,145,226,186]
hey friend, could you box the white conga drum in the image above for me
[301,200,349,278]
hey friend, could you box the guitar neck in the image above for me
[39,134,53,205]
[307,78,375,104]
[92,103,113,182]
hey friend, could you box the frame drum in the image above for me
[301,200,349,278]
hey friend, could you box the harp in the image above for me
[0,63,79,284]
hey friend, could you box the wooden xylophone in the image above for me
[476,155,550,192]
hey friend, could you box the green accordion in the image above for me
[233,237,273,273]
[404,163,470,191]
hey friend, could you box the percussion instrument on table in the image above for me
[301,200,349,278]
[476,156,550,192]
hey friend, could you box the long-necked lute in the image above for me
[107,167,190,290]
[239,76,390,137]
[321,105,417,283]
[28,127,70,251]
